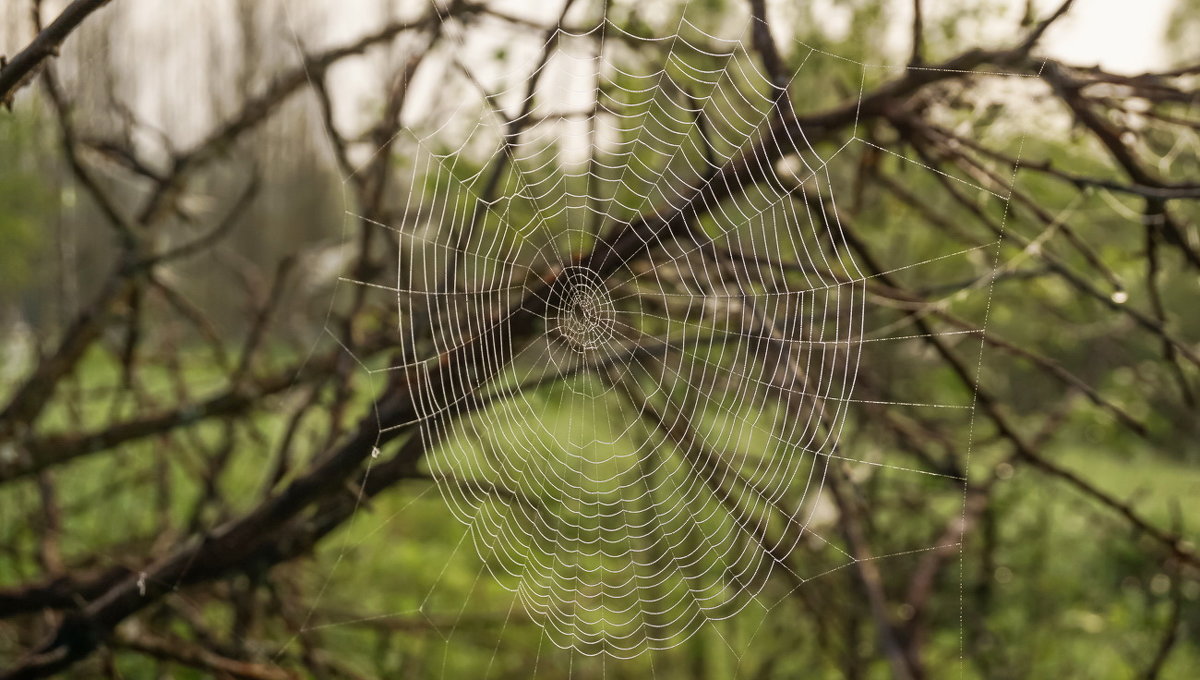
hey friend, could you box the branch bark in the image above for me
[0,0,112,107]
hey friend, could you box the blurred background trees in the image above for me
[1,0,1198,677]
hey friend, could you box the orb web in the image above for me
[341,5,867,657]
[550,266,617,352]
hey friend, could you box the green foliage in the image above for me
[0,110,53,298]
[3,0,1199,677]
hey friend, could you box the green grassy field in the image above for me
[3,346,1197,679]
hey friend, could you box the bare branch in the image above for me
[0,0,112,107]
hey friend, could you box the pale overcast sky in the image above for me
[1035,0,1175,72]
[0,0,1185,150]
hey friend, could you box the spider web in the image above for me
[293,0,1032,667]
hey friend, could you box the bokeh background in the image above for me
[2,0,1198,678]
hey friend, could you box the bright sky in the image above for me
[1034,0,1176,72]
[1,0,1185,147]
[2,0,1182,73]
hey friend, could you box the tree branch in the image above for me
[0,0,112,108]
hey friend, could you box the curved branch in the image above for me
[0,0,112,107]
